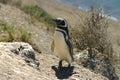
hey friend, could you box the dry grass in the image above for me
[0,0,22,8]
[0,0,11,4]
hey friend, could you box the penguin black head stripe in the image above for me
[53,18,69,35]
[53,18,67,26]
[51,18,74,69]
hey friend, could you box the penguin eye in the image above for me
[58,20,65,25]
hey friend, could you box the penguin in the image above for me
[51,18,74,68]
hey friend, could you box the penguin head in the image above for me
[52,18,68,27]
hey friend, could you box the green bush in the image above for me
[20,29,31,42]
[0,20,31,42]
[0,20,14,42]
[22,5,55,29]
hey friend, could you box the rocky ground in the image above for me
[0,42,108,80]
[0,0,119,80]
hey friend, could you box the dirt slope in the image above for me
[0,2,109,80]
[0,42,108,80]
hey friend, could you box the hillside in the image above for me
[28,0,120,79]
[0,3,108,79]
[0,0,119,80]
[0,2,108,80]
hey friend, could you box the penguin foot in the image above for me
[68,64,71,68]
[58,60,63,70]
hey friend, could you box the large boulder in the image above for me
[75,48,119,80]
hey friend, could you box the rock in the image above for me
[75,48,119,80]
[10,42,40,69]
[0,42,40,70]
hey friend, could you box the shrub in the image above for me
[0,20,14,42]
[20,29,31,42]
[0,20,31,42]
[22,5,56,29]
[71,7,113,58]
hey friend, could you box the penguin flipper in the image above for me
[51,40,54,52]
[65,36,74,61]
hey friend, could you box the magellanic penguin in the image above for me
[51,18,74,68]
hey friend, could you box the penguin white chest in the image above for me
[54,31,71,63]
